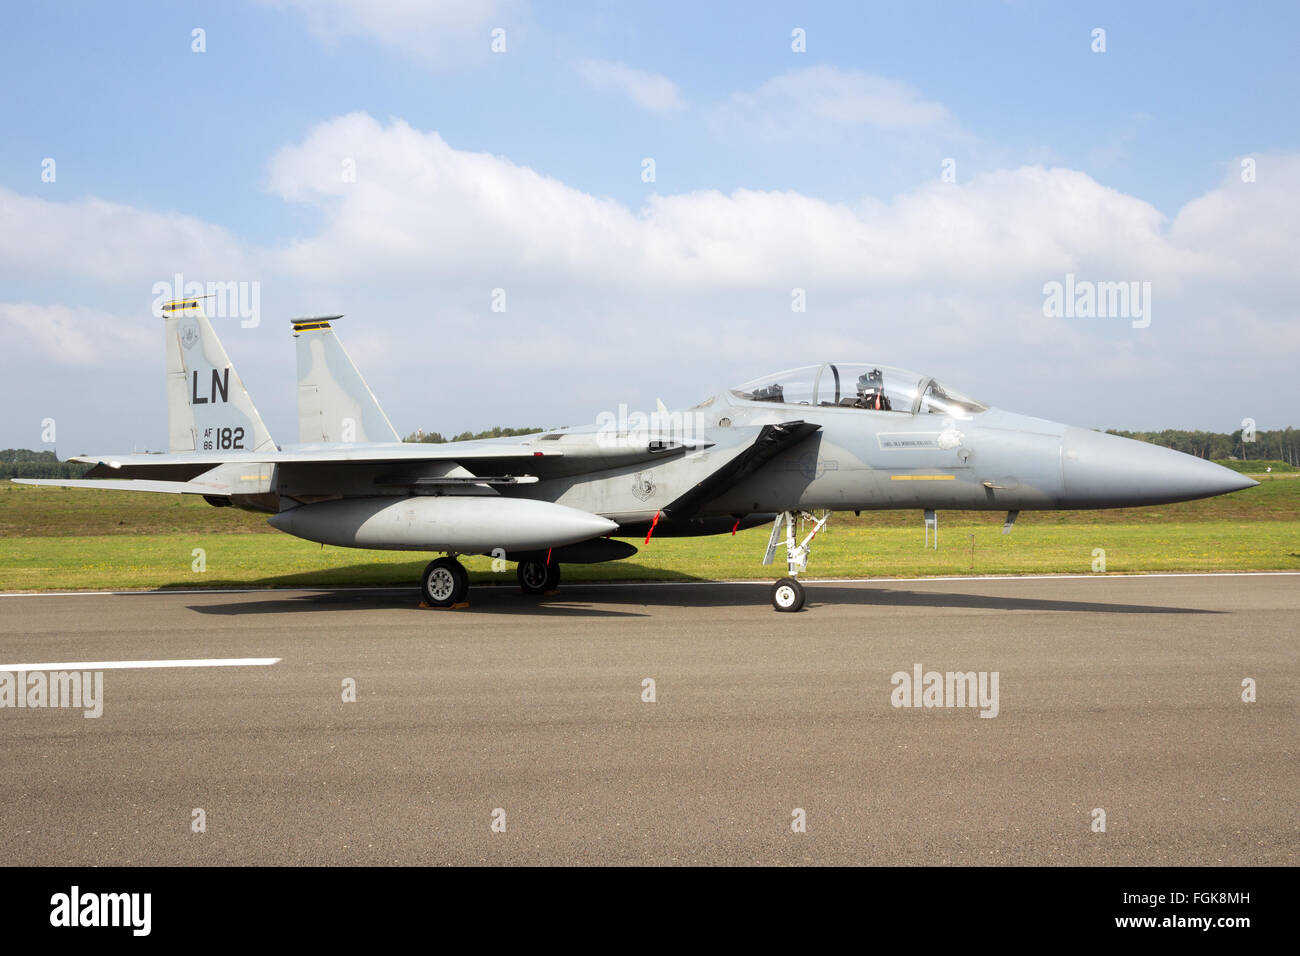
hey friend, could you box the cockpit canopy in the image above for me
[729,363,987,417]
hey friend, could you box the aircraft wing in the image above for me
[664,420,821,517]
[72,442,559,471]
[64,434,712,484]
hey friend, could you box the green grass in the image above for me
[1214,458,1299,474]
[0,482,274,537]
[1,480,1297,591]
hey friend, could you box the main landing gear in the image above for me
[763,510,831,612]
[419,554,564,609]
[421,556,469,608]
[517,556,561,595]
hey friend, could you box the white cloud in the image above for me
[263,0,520,67]
[577,59,686,112]
[3,112,1298,445]
[1169,153,1300,280]
[263,114,1198,292]
[252,115,1298,431]
[0,303,151,367]
[0,188,250,286]
[712,66,957,140]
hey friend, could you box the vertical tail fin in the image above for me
[163,298,276,454]
[293,316,400,444]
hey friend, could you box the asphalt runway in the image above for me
[1,573,1296,866]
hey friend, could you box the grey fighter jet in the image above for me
[16,300,1257,611]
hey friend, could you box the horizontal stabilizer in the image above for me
[13,478,221,495]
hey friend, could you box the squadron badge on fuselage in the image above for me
[631,472,656,501]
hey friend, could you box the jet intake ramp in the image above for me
[665,420,820,517]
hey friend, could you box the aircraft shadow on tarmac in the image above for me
[186,580,1223,618]
[162,560,703,594]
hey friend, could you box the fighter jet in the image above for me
[16,300,1257,611]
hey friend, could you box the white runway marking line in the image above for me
[0,658,281,671]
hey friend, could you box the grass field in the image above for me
[1216,458,1298,474]
[2,476,1297,591]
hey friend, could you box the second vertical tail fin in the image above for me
[293,316,400,444]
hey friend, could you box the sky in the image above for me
[1,0,1297,455]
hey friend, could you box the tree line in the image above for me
[2,449,91,479]
[402,426,545,444]
[1105,427,1299,465]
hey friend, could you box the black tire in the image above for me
[770,577,805,612]
[422,557,469,607]
[517,558,561,594]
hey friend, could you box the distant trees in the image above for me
[1,449,91,479]
[1107,427,1299,465]
[403,426,545,444]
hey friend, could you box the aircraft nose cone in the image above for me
[1061,427,1258,508]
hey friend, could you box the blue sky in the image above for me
[1,1,1298,452]
[5,1,1295,224]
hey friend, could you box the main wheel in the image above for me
[770,577,805,612]
[422,557,469,607]
[517,558,561,594]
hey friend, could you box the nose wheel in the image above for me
[421,556,469,608]
[771,577,805,612]
[762,510,830,612]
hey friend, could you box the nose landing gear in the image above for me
[763,510,831,611]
